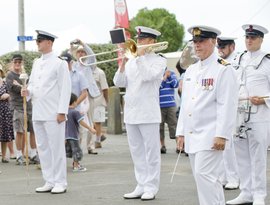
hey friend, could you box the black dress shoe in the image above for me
[176,149,189,156]
[160,146,167,154]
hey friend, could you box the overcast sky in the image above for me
[0,0,270,56]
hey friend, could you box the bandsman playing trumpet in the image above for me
[113,26,167,201]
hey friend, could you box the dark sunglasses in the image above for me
[36,39,46,43]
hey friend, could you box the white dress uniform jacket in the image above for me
[231,49,270,202]
[28,52,71,120]
[176,52,238,153]
[113,53,167,124]
[234,50,270,122]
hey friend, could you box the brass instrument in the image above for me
[79,39,169,66]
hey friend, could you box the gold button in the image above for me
[188,113,192,117]
[192,97,195,100]
[189,131,193,134]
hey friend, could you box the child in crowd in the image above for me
[66,93,96,172]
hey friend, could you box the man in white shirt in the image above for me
[176,25,238,205]
[114,26,167,201]
[226,24,270,205]
[217,37,240,190]
[22,30,71,194]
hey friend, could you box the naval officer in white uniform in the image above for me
[22,30,71,194]
[176,25,238,205]
[113,26,167,201]
[217,37,240,190]
[226,24,270,205]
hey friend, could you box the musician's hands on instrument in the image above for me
[212,137,226,151]
[249,96,266,105]
[119,57,127,72]
[57,114,66,124]
[176,136,184,152]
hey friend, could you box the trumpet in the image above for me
[79,39,168,66]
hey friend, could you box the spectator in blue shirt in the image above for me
[65,93,96,172]
[159,69,179,154]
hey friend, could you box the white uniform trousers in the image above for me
[234,122,269,201]
[126,123,161,195]
[221,142,239,184]
[86,95,95,150]
[189,150,225,205]
[33,121,67,187]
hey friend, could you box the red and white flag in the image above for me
[114,0,129,29]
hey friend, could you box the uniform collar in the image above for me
[41,51,54,60]
[200,52,217,67]
[247,49,263,58]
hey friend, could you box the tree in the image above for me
[129,8,185,52]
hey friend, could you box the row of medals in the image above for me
[201,78,214,90]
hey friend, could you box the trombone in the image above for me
[79,39,168,66]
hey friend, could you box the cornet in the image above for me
[79,39,168,66]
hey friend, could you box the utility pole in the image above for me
[18,0,25,51]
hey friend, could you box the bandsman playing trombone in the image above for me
[113,26,167,201]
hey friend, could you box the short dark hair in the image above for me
[70,93,78,105]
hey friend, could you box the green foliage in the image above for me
[129,8,185,52]
[0,51,40,75]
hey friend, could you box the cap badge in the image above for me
[248,25,253,32]
[193,28,201,36]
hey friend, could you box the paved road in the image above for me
[0,132,269,205]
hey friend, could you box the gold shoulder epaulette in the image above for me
[217,58,230,66]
